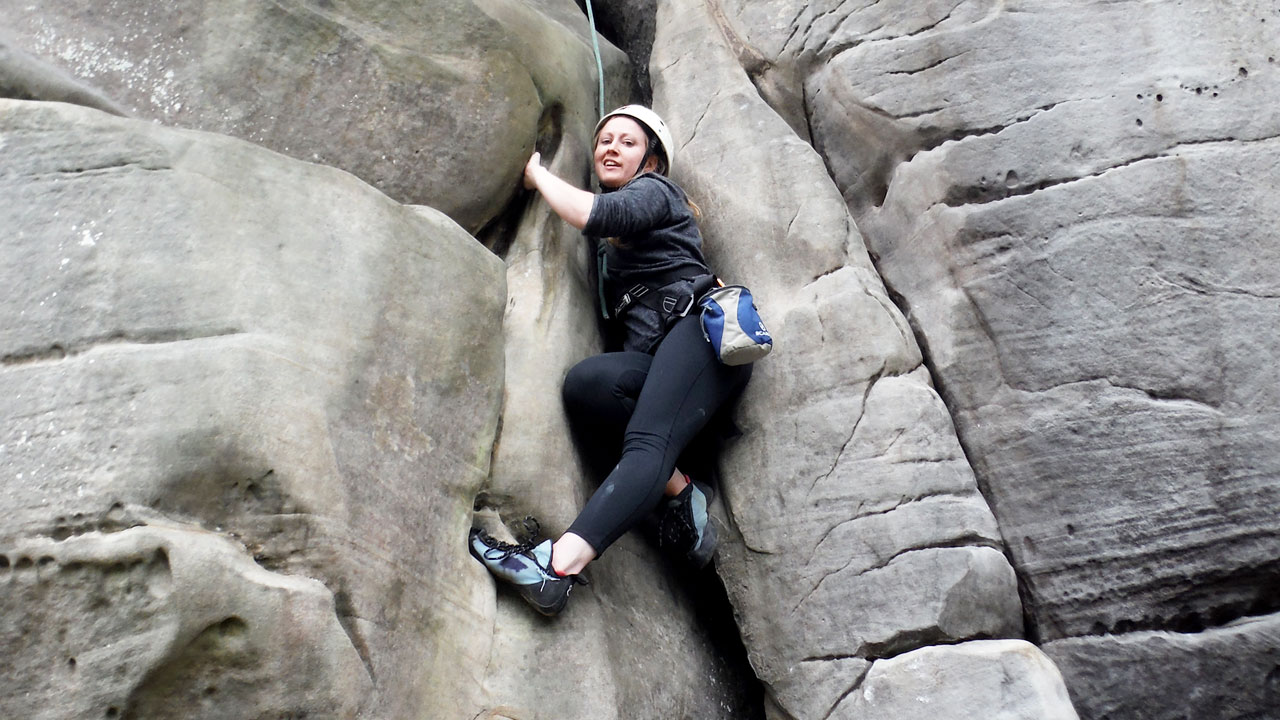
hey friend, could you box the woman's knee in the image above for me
[562,354,648,416]
[562,357,607,414]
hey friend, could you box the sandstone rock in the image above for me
[0,0,628,231]
[0,526,370,720]
[576,0,657,102]
[6,1,1275,717]
[0,31,125,115]
[650,2,1031,717]
[0,98,506,718]
[832,640,1079,720]
[814,0,1280,642]
[1044,613,1280,720]
[720,1,1280,717]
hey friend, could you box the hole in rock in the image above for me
[535,103,564,160]
[216,616,247,636]
[1266,665,1280,695]
[476,103,566,259]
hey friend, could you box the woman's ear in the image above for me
[642,155,661,174]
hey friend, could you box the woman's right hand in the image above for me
[524,152,543,190]
[521,151,594,230]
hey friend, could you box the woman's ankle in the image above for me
[551,532,597,576]
[663,467,691,497]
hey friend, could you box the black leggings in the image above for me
[562,315,752,553]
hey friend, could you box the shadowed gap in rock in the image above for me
[572,0,655,105]
[477,102,565,258]
[665,555,767,720]
[566,406,767,717]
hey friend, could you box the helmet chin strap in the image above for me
[633,150,654,179]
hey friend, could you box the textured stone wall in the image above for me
[0,98,505,717]
[712,1,1280,718]
[3,1,1278,719]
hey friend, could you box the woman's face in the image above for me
[594,116,657,189]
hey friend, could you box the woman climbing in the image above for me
[468,105,753,616]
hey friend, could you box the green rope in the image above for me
[584,0,606,118]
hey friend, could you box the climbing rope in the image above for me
[584,0,606,118]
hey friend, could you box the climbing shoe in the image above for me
[657,481,718,568]
[468,518,585,616]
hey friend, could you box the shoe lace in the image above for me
[476,516,542,560]
[476,517,590,586]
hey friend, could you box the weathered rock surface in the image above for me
[834,640,1077,720]
[0,98,506,718]
[2,526,370,720]
[1,10,758,715]
[649,2,1062,718]
[4,0,1278,718]
[0,0,628,232]
[1044,614,1280,720]
[0,31,125,115]
[577,0,658,102]
[718,0,1280,717]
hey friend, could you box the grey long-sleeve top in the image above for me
[584,173,711,352]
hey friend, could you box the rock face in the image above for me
[0,0,628,232]
[714,0,1280,717]
[4,1,1279,719]
[0,98,506,718]
[1,2,757,717]
[649,1,1060,718]
[4,526,371,720]
[837,640,1078,720]
[0,31,125,115]
[1044,614,1280,720]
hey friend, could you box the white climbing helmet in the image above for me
[594,105,675,174]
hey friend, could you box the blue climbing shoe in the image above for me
[468,518,584,616]
[658,481,718,568]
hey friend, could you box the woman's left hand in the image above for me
[524,152,543,190]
